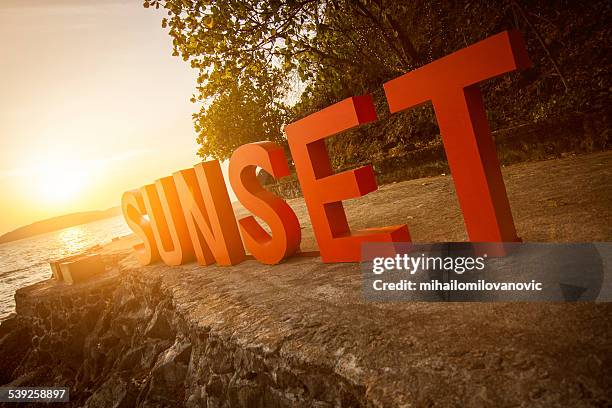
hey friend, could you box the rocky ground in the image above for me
[0,151,611,407]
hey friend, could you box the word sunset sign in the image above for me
[122,30,531,267]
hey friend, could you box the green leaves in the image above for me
[147,0,423,160]
[194,77,288,160]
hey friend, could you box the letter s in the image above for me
[229,141,301,264]
[121,189,160,265]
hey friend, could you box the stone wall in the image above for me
[0,253,365,407]
[2,244,611,407]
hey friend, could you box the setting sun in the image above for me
[37,162,89,202]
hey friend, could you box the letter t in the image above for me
[384,30,531,242]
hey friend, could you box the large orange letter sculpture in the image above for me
[122,30,531,267]
[121,190,160,265]
[141,178,195,266]
[285,96,410,262]
[173,161,245,266]
[229,142,301,264]
[384,30,530,242]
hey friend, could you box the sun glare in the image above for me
[35,160,91,203]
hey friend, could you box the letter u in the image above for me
[141,177,195,266]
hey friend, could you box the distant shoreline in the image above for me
[0,207,122,245]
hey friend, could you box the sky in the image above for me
[0,0,220,235]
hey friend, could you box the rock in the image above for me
[84,375,138,408]
[0,317,31,384]
[185,387,203,408]
[149,339,192,393]
[144,305,175,340]
[117,345,145,372]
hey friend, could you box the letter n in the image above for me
[173,161,245,266]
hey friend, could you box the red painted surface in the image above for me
[285,96,410,263]
[229,142,301,264]
[384,30,530,242]
[173,161,245,266]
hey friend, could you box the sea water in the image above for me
[0,216,131,321]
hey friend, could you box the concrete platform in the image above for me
[2,152,611,407]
